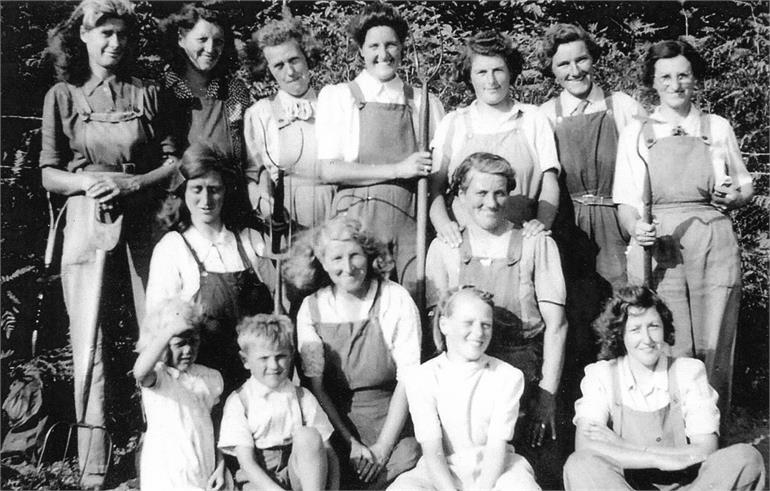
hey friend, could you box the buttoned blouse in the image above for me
[539,84,645,131]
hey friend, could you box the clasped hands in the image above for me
[350,439,392,483]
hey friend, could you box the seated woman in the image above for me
[564,285,766,490]
[145,142,273,398]
[285,216,421,489]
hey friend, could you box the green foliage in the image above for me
[2,458,81,490]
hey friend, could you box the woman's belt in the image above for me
[571,194,615,206]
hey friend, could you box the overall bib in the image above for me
[308,281,418,488]
[442,110,539,227]
[61,79,157,482]
[178,231,273,397]
[627,116,741,412]
[267,95,335,229]
[331,82,419,291]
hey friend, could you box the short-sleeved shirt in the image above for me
[218,377,333,453]
[430,99,560,180]
[405,353,524,452]
[573,355,720,439]
[613,105,752,216]
[40,75,175,171]
[243,88,318,183]
[425,224,566,312]
[144,227,269,313]
[296,279,421,382]
[315,70,445,162]
[539,84,645,132]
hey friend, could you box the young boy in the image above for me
[218,314,339,491]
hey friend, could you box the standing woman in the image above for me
[40,0,177,486]
[315,2,444,293]
[613,39,754,414]
[159,3,252,223]
[244,17,335,230]
[430,30,561,247]
[284,216,422,489]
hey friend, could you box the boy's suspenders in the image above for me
[237,385,307,427]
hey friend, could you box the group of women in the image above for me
[41,0,759,489]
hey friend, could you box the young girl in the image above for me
[133,298,226,491]
[389,287,540,491]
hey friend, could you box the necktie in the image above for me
[573,99,589,115]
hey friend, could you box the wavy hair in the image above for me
[348,2,409,47]
[137,297,204,353]
[282,216,394,297]
[451,151,516,196]
[158,3,236,78]
[642,38,707,87]
[246,17,322,82]
[46,0,137,85]
[432,286,494,353]
[593,284,676,360]
[454,30,524,87]
[537,23,601,77]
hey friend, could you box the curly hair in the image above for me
[432,286,494,353]
[282,216,394,296]
[246,17,322,82]
[642,38,707,88]
[537,23,601,78]
[348,2,409,47]
[593,285,676,360]
[236,313,294,353]
[451,151,516,196]
[454,30,524,87]
[46,0,137,85]
[158,3,236,78]
[137,297,204,353]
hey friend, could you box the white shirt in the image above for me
[316,70,445,162]
[296,279,421,381]
[613,104,752,215]
[145,227,269,313]
[244,89,318,183]
[539,84,646,133]
[430,99,560,180]
[574,356,720,439]
[218,376,333,452]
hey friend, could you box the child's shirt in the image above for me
[140,363,223,491]
[218,376,333,453]
[405,353,525,462]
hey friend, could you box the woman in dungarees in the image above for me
[145,143,273,400]
[315,2,444,294]
[159,3,252,225]
[613,40,754,415]
[563,285,765,490]
[244,17,335,231]
[430,30,561,248]
[40,0,178,486]
[285,216,422,489]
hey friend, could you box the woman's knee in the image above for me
[711,444,765,475]
[564,449,617,480]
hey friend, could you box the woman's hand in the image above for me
[436,219,463,248]
[395,151,433,180]
[522,219,549,238]
[711,182,743,212]
[581,421,621,445]
[83,175,139,203]
[206,459,226,491]
[349,439,382,483]
[368,440,393,470]
[634,219,658,247]
[528,386,557,447]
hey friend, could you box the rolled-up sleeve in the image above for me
[382,283,422,381]
[712,115,753,188]
[218,392,253,455]
[40,85,69,169]
[316,84,351,161]
[573,361,613,426]
[678,358,720,437]
[296,298,325,379]
[613,120,647,214]
[529,108,561,174]
[243,101,275,184]
[532,235,566,306]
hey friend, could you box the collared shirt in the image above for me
[144,227,268,313]
[613,104,753,215]
[405,353,524,448]
[539,84,646,132]
[296,279,421,382]
[244,89,318,183]
[425,224,566,310]
[315,70,445,162]
[430,99,560,179]
[574,356,720,438]
[218,376,333,452]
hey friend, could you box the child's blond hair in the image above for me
[137,298,204,352]
[432,286,495,353]
[236,314,294,354]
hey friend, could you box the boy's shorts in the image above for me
[236,444,293,490]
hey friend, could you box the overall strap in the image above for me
[440,115,459,176]
[666,357,681,408]
[462,109,475,139]
[505,230,523,266]
[178,231,206,274]
[307,293,322,325]
[294,386,306,426]
[604,94,615,114]
[347,81,366,110]
[610,359,624,433]
[237,385,249,418]
[233,230,255,272]
[403,84,414,102]
[554,96,564,119]
[129,77,145,117]
[459,228,473,264]
[699,113,712,145]
[367,279,384,318]
[641,119,657,148]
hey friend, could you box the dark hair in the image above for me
[451,152,516,196]
[158,3,236,78]
[348,2,408,47]
[246,17,322,81]
[46,0,137,85]
[433,286,494,353]
[538,23,601,77]
[455,30,524,86]
[237,313,294,353]
[642,39,707,87]
[282,216,394,296]
[593,285,676,360]
[176,142,238,231]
